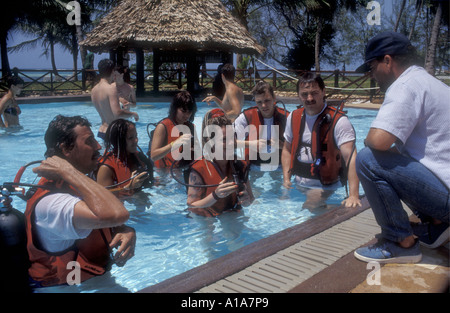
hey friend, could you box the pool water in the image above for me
[0,100,376,293]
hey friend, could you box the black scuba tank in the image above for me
[0,187,30,292]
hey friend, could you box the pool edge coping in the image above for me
[138,197,371,293]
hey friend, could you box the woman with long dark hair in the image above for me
[150,90,198,169]
[96,118,152,196]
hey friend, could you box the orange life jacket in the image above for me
[25,178,112,287]
[154,118,195,168]
[242,106,289,165]
[189,159,248,216]
[289,105,346,185]
[98,152,146,197]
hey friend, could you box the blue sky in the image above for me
[7,31,110,70]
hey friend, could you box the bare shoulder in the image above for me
[189,170,205,190]
[230,82,242,92]
[107,82,117,93]
[0,93,13,108]
[229,83,244,99]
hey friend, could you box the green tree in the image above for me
[273,0,364,71]
[221,0,269,68]
[330,0,380,70]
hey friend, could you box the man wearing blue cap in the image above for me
[354,31,450,263]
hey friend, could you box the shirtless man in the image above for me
[91,59,139,140]
[203,63,243,122]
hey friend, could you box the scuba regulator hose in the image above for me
[169,159,221,188]
[4,160,149,199]
[169,158,249,192]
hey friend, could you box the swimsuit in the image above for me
[4,107,18,116]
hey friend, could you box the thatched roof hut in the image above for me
[80,0,265,94]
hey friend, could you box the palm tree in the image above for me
[9,2,73,75]
[394,0,407,32]
[69,0,118,70]
[0,0,35,77]
[309,0,362,72]
[424,0,448,75]
[7,0,118,78]
[9,21,69,75]
[409,0,424,40]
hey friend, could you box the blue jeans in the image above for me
[356,147,449,243]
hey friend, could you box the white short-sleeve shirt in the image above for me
[234,113,275,142]
[34,193,92,253]
[371,65,450,189]
[284,104,355,188]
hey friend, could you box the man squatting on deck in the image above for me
[353,31,450,263]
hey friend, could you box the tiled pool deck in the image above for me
[139,200,449,293]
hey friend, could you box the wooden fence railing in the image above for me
[1,67,382,101]
[0,69,97,95]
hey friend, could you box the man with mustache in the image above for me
[282,72,361,210]
[25,115,136,287]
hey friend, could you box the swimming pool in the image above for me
[0,100,377,292]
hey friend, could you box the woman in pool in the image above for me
[0,76,24,128]
[114,65,136,110]
[150,90,198,169]
[187,109,254,217]
[96,118,153,197]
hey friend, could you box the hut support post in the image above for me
[186,55,194,93]
[117,48,124,66]
[186,52,198,94]
[153,50,160,92]
[109,50,116,64]
[135,48,145,96]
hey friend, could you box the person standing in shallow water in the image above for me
[202,63,244,122]
[95,118,152,198]
[353,31,450,264]
[281,72,360,210]
[25,115,136,287]
[233,81,289,171]
[91,59,139,140]
[150,90,198,169]
[187,109,254,217]
[113,65,136,110]
[0,76,24,128]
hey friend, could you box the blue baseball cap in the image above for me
[356,31,412,73]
